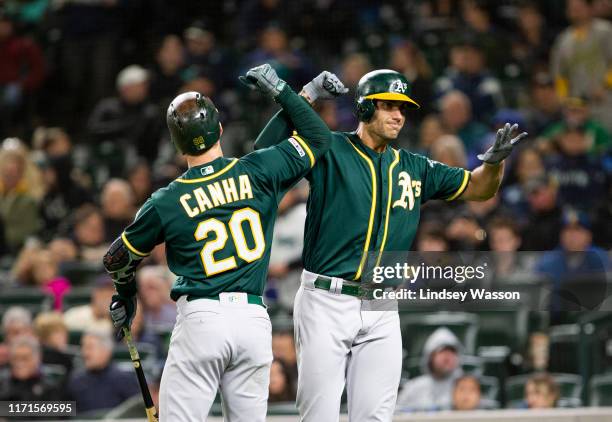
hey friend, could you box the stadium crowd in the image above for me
[0,0,610,416]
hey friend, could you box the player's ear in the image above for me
[218,123,223,140]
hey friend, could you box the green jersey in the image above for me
[121,86,331,301]
[256,118,470,281]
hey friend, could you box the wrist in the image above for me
[299,89,315,105]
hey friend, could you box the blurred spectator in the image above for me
[100,179,136,242]
[525,373,559,408]
[70,204,108,264]
[452,375,482,411]
[63,276,114,335]
[268,186,306,310]
[32,127,94,241]
[0,10,45,136]
[525,72,563,136]
[430,135,467,168]
[551,0,612,131]
[268,358,296,403]
[512,2,556,76]
[489,217,522,253]
[435,38,504,123]
[183,21,232,91]
[535,209,609,320]
[545,125,606,211]
[521,176,563,251]
[67,330,139,413]
[438,91,488,154]
[243,24,312,89]
[337,53,373,128]
[1,306,33,340]
[127,160,153,207]
[149,34,186,107]
[537,209,608,270]
[501,147,546,221]
[0,335,61,401]
[31,249,71,311]
[55,0,121,130]
[137,266,176,333]
[446,212,486,251]
[272,330,297,382]
[313,101,340,131]
[237,0,289,45]
[540,96,610,155]
[416,222,450,252]
[12,245,71,310]
[33,312,73,378]
[396,327,463,411]
[87,65,163,180]
[0,307,33,366]
[418,114,446,153]
[487,217,535,280]
[0,145,42,254]
[461,0,508,74]
[390,40,433,123]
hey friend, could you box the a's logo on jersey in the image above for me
[201,165,214,176]
[193,136,205,150]
[289,137,306,158]
[392,171,421,211]
[389,80,408,94]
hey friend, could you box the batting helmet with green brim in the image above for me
[355,69,420,122]
[166,91,221,155]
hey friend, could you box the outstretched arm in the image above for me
[461,123,527,201]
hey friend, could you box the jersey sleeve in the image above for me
[421,157,471,202]
[121,198,164,257]
[241,134,316,193]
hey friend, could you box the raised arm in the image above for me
[253,70,348,150]
[461,123,528,201]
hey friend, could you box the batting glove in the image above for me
[238,64,287,98]
[302,71,349,103]
[477,123,528,165]
[109,294,137,340]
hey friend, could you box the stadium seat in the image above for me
[103,395,146,419]
[400,311,479,357]
[473,307,529,351]
[0,288,53,315]
[60,262,105,286]
[41,364,68,385]
[68,329,84,346]
[480,375,500,402]
[62,287,93,310]
[589,373,612,406]
[505,373,583,408]
[267,402,299,415]
[548,324,580,374]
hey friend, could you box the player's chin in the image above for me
[385,128,401,139]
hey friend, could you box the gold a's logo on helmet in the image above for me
[389,80,407,94]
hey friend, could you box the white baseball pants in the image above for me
[293,271,402,422]
[159,294,272,421]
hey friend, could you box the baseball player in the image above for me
[102,64,333,421]
[256,69,527,421]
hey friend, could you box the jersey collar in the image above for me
[348,132,395,160]
[176,157,238,183]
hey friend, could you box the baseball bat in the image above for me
[121,326,159,422]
